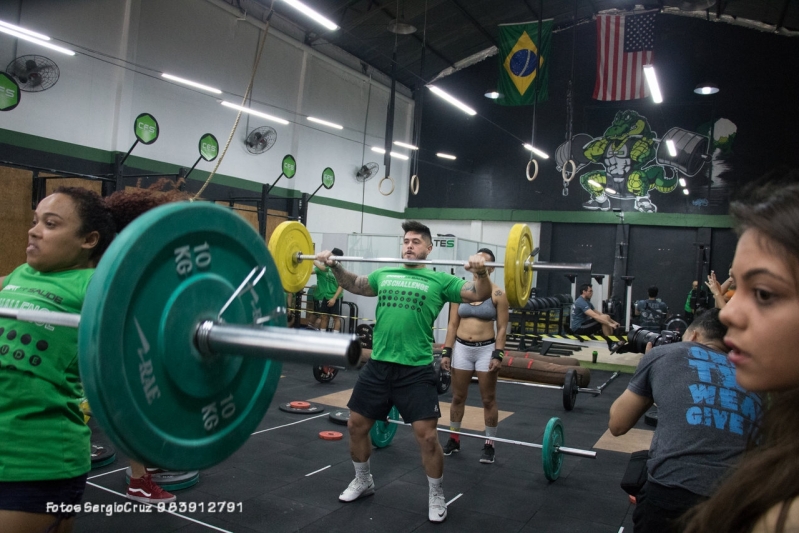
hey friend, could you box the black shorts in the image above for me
[314,298,342,317]
[0,473,88,517]
[573,320,602,335]
[348,359,440,424]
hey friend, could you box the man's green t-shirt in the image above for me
[367,267,465,366]
[0,264,93,481]
[314,266,341,301]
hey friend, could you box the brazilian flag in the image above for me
[497,20,552,106]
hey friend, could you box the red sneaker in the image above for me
[126,474,177,504]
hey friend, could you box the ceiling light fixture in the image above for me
[642,64,663,104]
[484,90,501,99]
[393,141,418,150]
[0,25,75,55]
[679,178,687,187]
[587,179,602,189]
[281,0,338,31]
[523,144,550,159]
[162,73,221,94]
[694,83,719,95]
[0,19,50,40]
[371,147,409,160]
[221,101,289,125]
[605,187,617,195]
[307,116,343,129]
[428,85,477,116]
[437,153,456,160]
[682,188,690,195]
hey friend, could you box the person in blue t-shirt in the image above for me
[570,283,621,350]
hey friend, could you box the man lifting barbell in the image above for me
[315,221,492,523]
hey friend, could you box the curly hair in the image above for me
[104,179,191,232]
[52,186,115,261]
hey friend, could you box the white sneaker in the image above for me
[339,475,375,502]
[428,489,447,522]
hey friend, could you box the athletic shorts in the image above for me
[348,359,440,423]
[452,337,495,372]
[314,298,342,317]
[573,319,602,335]
[0,473,88,517]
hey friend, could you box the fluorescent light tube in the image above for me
[643,65,663,103]
[393,141,418,150]
[0,19,50,40]
[436,153,456,160]
[281,0,338,30]
[307,116,343,129]
[523,144,550,159]
[162,73,221,94]
[221,101,289,125]
[0,26,74,55]
[428,85,477,116]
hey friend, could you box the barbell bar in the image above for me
[473,369,620,411]
[370,407,595,481]
[0,202,361,472]
[268,221,592,309]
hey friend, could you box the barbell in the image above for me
[267,221,592,309]
[0,203,361,471]
[475,368,621,411]
[369,406,595,481]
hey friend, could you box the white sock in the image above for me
[353,459,370,479]
[428,475,443,494]
[485,425,497,445]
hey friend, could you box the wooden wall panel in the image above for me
[0,167,33,275]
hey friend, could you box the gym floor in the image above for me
[81,345,651,533]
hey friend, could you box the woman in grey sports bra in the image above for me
[439,249,509,464]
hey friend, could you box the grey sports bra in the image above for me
[458,298,497,320]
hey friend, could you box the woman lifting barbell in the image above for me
[440,248,510,464]
[0,187,115,533]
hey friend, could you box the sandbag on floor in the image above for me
[499,358,591,387]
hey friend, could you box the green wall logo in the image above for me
[282,155,296,179]
[199,133,219,161]
[134,113,159,144]
[322,167,335,189]
[0,73,21,112]
[434,239,455,248]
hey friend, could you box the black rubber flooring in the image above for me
[80,361,647,532]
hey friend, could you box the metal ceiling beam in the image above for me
[447,0,498,47]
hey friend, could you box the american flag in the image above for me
[593,11,657,101]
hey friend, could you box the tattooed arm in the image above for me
[493,286,509,351]
[316,252,377,296]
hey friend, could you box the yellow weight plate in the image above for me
[504,224,534,308]
[268,221,314,293]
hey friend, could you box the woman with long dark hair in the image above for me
[684,169,799,532]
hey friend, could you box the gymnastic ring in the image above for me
[410,174,420,195]
[561,159,577,183]
[526,159,539,182]
[379,176,395,196]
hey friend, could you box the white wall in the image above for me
[0,0,411,234]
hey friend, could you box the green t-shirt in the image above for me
[314,266,341,301]
[0,264,93,481]
[368,267,465,366]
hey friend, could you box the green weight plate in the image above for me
[542,417,564,481]
[79,202,285,471]
[370,406,399,448]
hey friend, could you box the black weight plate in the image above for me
[562,368,578,411]
[329,409,350,425]
[644,407,658,427]
[278,401,325,414]
[313,365,339,383]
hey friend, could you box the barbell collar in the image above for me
[195,321,361,369]
[297,254,591,273]
[0,307,80,328]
